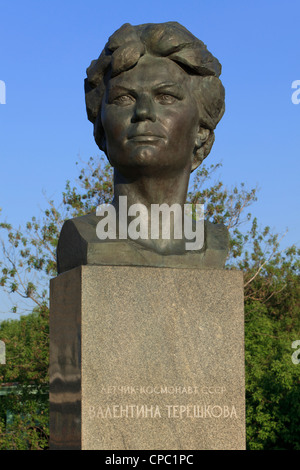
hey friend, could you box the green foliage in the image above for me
[0,415,48,450]
[0,155,299,450]
[245,299,300,449]
[0,309,49,449]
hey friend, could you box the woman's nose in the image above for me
[132,94,156,122]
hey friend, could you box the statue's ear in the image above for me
[195,127,210,149]
[191,127,211,171]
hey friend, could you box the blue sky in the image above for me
[0,0,299,319]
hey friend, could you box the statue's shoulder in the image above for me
[61,212,98,231]
[57,213,98,273]
[204,220,229,251]
[198,220,229,268]
[56,214,229,274]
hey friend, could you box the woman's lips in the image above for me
[127,129,165,143]
[128,135,163,142]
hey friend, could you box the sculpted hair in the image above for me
[85,22,225,169]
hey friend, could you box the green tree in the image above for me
[0,155,299,449]
[0,309,49,449]
[243,248,300,450]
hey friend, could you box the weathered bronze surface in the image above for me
[57,22,227,273]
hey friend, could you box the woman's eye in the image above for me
[156,94,177,104]
[113,95,135,106]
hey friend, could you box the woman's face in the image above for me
[97,54,205,177]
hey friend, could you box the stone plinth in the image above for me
[50,265,245,450]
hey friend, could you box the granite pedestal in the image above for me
[50,265,245,450]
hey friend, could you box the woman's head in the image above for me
[85,22,225,171]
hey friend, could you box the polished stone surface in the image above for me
[49,267,82,450]
[50,265,245,450]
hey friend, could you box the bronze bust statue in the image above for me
[57,22,228,273]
